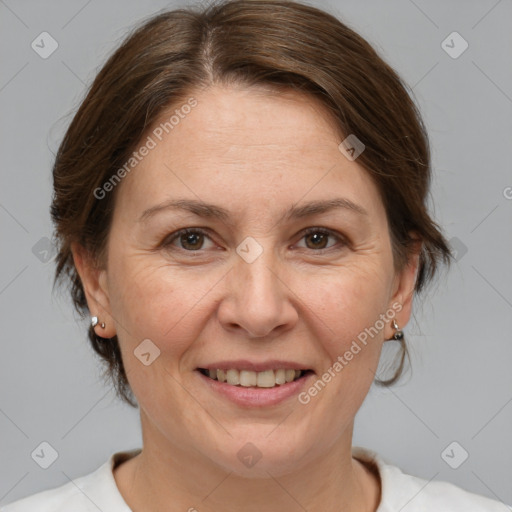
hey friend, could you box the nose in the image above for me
[217,247,298,339]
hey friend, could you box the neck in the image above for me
[113,413,380,512]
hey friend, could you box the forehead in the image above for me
[113,84,385,224]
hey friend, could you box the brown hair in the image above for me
[51,0,452,407]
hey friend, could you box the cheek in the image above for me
[295,270,390,428]
[309,263,391,348]
[107,254,216,354]
[107,258,210,407]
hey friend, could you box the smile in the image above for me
[198,368,312,388]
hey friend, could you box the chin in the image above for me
[205,428,318,478]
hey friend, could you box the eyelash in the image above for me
[162,227,347,254]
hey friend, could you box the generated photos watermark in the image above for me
[298,301,403,404]
[93,97,198,200]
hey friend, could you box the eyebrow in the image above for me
[138,197,368,224]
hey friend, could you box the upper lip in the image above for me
[197,360,312,372]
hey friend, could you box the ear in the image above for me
[385,235,422,340]
[71,242,117,338]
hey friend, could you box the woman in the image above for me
[3,1,509,510]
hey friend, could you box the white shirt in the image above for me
[2,446,510,511]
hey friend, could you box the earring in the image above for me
[391,319,403,340]
[91,316,105,329]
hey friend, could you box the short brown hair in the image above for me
[51,0,452,407]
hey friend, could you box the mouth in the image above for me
[197,368,314,388]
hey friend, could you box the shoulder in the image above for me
[352,446,511,512]
[1,468,106,512]
[1,477,93,512]
[1,449,140,512]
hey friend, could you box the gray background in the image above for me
[1,0,511,507]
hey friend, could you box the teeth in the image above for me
[203,368,306,388]
[226,369,240,385]
[275,369,286,385]
[256,369,275,388]
[240,370,257,387]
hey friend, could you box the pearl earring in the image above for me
[91,316,105,329]
[391,319,403,340]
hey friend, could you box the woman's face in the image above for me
[76,85,418,476]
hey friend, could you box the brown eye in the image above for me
[297,228,345,252]
[162,227,345,254]
[180,231,204,250]
[164,228,215,251]
[304,231,329,250]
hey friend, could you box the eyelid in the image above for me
[295,227,347,252]
[162,226,348,253]
[162,227,217,250]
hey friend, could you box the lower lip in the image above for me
[196,370,314,407]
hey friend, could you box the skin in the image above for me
[73,84,420,512]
